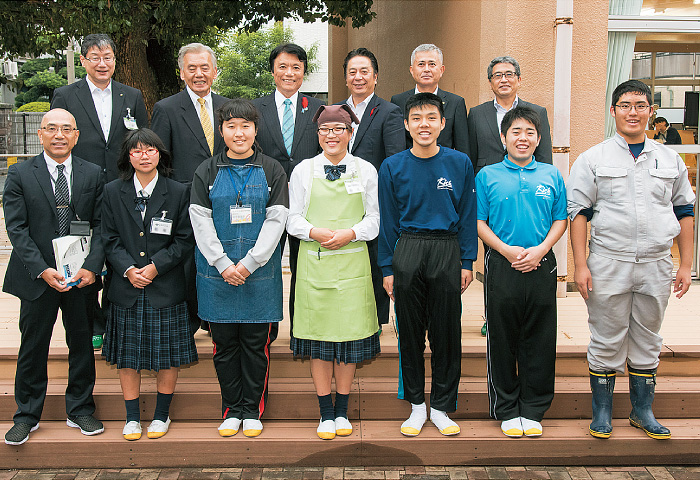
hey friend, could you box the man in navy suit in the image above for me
[341,47,405,327]
[391,44,470,155]
[51,33,148,349]
[3,109,105,445]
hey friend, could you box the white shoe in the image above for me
[242,419,263,437]
[122,421,142,441]
[218,417,241,437]
[521,417,542,437]
[430,408,460,436]
[147,418,170,439]
[317,419,336,440]
[335,417,352,436]
[400,403,427,436]
[501,417,523,437]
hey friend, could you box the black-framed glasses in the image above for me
[318,126,349,136]
[491,71,517,81]
[42,125,77,135]
[129,148,159,158]
[614,103,651,113]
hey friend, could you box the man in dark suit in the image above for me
[468,55,553,336]
[391,44,470,155]
[653,117,683,145]
[150,42,228,333]
[341,47,405,327]
[3,109,105,445]
[51,33,147,349]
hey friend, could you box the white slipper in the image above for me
[122,421,142,441]
[317,419,336,440]
[242,419,263,437]
[501,417,523,437]
[218,417,241,437]
[521,417,542,437]
[335,417,352,436]
[430,408,460,436]
[147,418,170,439]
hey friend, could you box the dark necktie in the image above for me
[134,193,149,212]
[324,164,346,181]
[55,164,70,236]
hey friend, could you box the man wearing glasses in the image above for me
[52,33,148,349]
[568,80,695,440]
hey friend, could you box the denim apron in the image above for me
[195,161,283,323]
[293,157,378,341]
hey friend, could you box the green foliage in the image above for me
[16,101,51,112]
[12,56,83,107]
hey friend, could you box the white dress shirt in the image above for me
[86,77,112,141]
[414,86,439,94]
[346,92,374,151]
[287,152,379,242]
[186,86,213,128]
[44,152,73,199]
[275,89,298,127]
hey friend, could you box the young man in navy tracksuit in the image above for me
[378,92,477,437]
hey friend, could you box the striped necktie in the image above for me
[197,97,214,155]
[282,98,294,156]
[55,164,70,236]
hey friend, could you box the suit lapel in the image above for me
[120,179,146,229]
[179,90,212,156]
[107,82,126,146]
[261,94,288,157]
[75,80,104,141]
[70,157,86,214]
[144,176,167,224]
[212,94,226,154]
[437,88,449,111]
[291,94,310,156]
[351,95,380,154]
[485,102,501,146]
[32,154,57,212]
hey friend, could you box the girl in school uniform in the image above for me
[287,104,380,440]
[189,98,288,438]
[102,128,197,441]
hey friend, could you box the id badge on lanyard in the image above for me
[151,211,173,235]
[227,165,254,224]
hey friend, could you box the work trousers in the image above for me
[210,322,278,420]
[485,250,557,422]
[394,232,462,412]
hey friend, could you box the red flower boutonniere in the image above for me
[301,97,309,113]
[369,107,376,117]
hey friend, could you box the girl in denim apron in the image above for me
[287,105,380,440]
[190,99,289,438]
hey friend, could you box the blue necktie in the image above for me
[282,98,294,156]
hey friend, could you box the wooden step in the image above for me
[2,377,699,422]
[2,418,699,469]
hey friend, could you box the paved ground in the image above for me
[1,466,699,480]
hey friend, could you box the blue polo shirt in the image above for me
[476,156,567,248]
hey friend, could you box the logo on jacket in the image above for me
[437,177,453,191]
[535,185,551,198]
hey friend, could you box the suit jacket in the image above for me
[390,88,470,155]
[150,89,229,185]
[252,92,325,177]
[2,154,105,302]
[51,78,148,182]
[654,126,683,145]
[467,99,552,174]
[339,95,405,172]
[101,176,194,309]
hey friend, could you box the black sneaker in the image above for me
[67,415,104,435]
[5,423,39,445]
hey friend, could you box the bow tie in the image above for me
[134,196,150,212]
[324,164,346,181]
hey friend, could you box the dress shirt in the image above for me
[494,95,519,138]
[133,171,159,221]
[186,85,213,129]
[287,152,379,242]
[86,77,112,141]
[414,86,439,94]
[275,89,298,127]
[44,152,73,199]
[346,92,375,151]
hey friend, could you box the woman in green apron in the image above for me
[287,105,380,440]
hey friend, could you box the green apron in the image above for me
[293,157,378,342]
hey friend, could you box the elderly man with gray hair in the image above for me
[391,43,470,155]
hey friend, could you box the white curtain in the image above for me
[605,0,643,138]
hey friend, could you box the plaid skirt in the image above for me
[291,331,380,364]
[103,290,198,371]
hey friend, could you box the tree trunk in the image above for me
[113,21,159,116]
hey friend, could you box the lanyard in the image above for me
[226,165,255,206]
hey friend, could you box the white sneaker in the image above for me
[242,419,263,437]
[521,417,542,437]
[122,421,142,441]
[400,403,427,436]
[218,417,241,437]
[501,417,523,437]
[147,418,170,439]
[335,417,352,436]
[317,419,336,440]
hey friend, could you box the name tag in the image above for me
[230,205,252,224]
[150,217,173,235]
[345,180,363,195]
[123,116,138,130]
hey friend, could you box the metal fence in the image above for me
[7,112,43,155]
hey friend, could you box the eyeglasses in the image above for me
[129,148,158,158]
[614,103,651,113]
[318,126,349,136]
[85,56,115,64]
[491,71,517,81]
[42,125,77,135]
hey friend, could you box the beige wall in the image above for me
[329,0,610,281]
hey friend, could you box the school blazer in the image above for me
[2,154,104,301]
[252,92,325,178]
[51,78,148,182]
[101,176,194,309]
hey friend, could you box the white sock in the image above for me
[430,407,460,435]
[400,402,427,436]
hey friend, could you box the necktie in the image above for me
[55,164,70,236]
[198,97,214,156]
[324,164,346,181]
[134,192,149,213]
[282,98,294,156]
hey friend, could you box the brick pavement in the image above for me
[0,467,698,480]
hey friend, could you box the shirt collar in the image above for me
[502,155,537,170]
[133,171,159,196]
[186,85,212,107]
[415,86,439,95]
[86,76,112,94]
[347,92,374,110]
[493,95,519,113]
[275,90,299,110]
[44,151,73,173]
[613,132,655,154]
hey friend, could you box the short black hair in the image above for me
[217,98,259,130]
[612,80,652,107]
[343,47,379,77]
[118,128,172,181]
[81,34,116,57]
[404,93,444,121]
[269,43,308,73]
[500,105,541,137]
[653,116,669,126]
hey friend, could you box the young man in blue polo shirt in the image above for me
[476,105,567,438]
[378,93,477,437]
